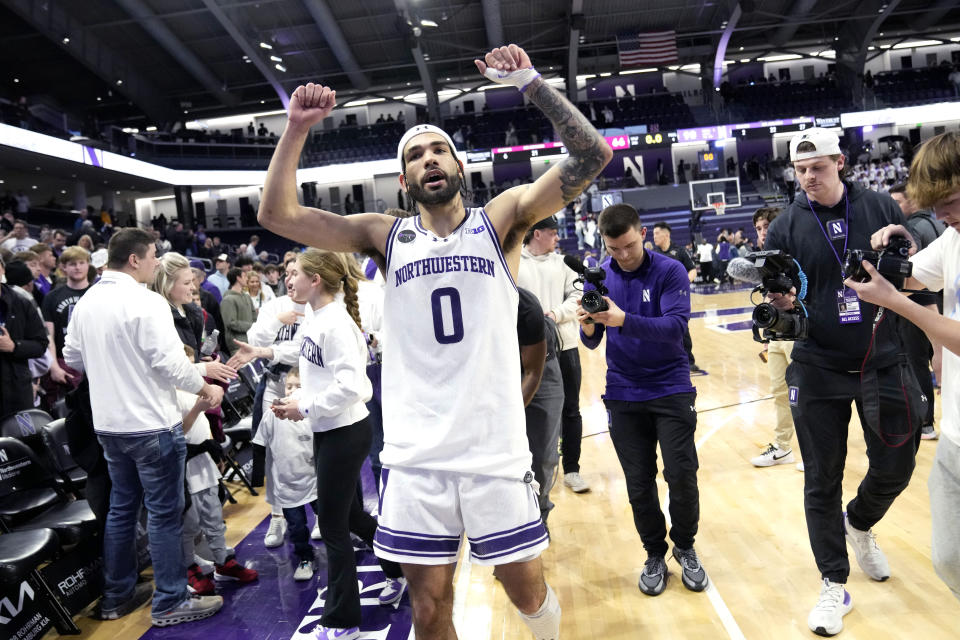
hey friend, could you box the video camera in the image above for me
[842,235,913,290]
[733,251,810,343]
[563,254,609,321]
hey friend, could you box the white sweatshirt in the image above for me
[518,247,583,351]
[298,301,371,432]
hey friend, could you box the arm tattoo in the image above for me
[525,77,608,205]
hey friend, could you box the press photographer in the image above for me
[762,128,921,636]
[576,204,707,598]
[843,130,960,603]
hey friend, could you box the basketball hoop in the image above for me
[711,202,726,216]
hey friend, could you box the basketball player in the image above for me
[259,44,612,640]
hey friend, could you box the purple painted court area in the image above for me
[716,319,754,332]
[689,306,753,319]
[140,463,412,640]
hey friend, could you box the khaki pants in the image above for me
[768,340,795,450]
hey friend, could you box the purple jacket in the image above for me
[580,250,693,402]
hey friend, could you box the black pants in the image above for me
[899,317,935,429]
[699,262,713,283]
[250,375,269,487]
[786,361,918,583]
[314,417,402,629]
[557,349,584,474]
[605,392,699,557]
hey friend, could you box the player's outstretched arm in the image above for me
[476,45,613,227]
[260,83,392,254]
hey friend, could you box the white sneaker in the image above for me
[796,462,805,472]
[563,472,590,493]
[844,512,890,581]
[750,443,794,467]
[807,579,852,637]
[311,521,322,540]
[293,560,314,581]
[264,515,286,548]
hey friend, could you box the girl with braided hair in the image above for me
[271,248,404,639]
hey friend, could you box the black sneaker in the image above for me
[672,547,708,592]
[638,555,668,596]
[98,582,154,620]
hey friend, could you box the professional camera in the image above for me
[842,236,913,290]
[563,254,609,321]
[579,265,610,315]
[741,250,809,343]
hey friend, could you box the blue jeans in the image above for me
[282,501,318,562]
[98,426,188,615]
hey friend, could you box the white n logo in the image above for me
[831,222,842,235]
[0,581,35,624]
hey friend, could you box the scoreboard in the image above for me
[492,135,632,164]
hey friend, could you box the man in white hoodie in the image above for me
[518,215,590,493]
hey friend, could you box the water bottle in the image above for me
[200,329,219,357]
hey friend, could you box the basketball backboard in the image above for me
[689,177,741,211]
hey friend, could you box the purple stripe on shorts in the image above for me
[378,467,389,515]
[374,541,458,559]
[470,533,549,561]
[469,519,542,543]
[469,521,547,559]
[377,524,460,540]
[374,528,462,554]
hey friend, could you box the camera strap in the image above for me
[805,186,851,282]
[806,187,861,323]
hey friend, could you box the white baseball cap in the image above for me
[396,124,460,169]
[789,128,842,161]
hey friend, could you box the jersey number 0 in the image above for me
[430,287,464,344]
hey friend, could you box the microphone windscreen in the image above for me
[726,257,764,284]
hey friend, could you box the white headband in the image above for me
[396,124,460,168]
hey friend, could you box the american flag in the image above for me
[617,31,678,67]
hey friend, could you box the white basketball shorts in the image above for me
[373,466,549,566]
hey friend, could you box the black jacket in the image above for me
[171,302,204,361]
[765,183,905,371]
[0,284,48,417]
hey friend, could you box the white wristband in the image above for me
[482,66,541,92]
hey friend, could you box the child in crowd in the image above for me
[252,368,322,580]
[177,387,259,593]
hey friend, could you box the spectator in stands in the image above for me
[677,159,688,184]
[623,167,638,188]
[170,222,192,255]
[76,234,94,252]
[245,269,275,311]
[154,253,204,359]
[783,163,797,203]
[0,254,48,416]
[31,243,56,300]
[1,219,38,252]
[197,237,216,260]
[264,264,282,296]
[505,121,519,146]
[220,267,256,355]
[193,266,221,303]
[245,235,260,259]
[207,254,230,295]
[90,249,108,278]
[652,222,700,373]
[50,228,67,257]
[14,190,29,214]
[949,66,960,97]
[63,228,225,626]
[235,256,254,273]
[42,245,91,395]
[191,267,225,343]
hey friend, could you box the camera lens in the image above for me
[752,303,778,329]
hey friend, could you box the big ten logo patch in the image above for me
[291,563,410,639]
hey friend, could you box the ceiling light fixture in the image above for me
[270,55,282,62]
[260,42,273,49]
[275,64,286,72]
[62,36,70,44]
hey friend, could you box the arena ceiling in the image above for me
[1,0,958,128]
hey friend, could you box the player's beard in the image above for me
[405,170,462,206]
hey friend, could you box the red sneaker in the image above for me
[187,563,216,595]
[214,556,258,583]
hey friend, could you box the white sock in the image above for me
[271,506,283,517]
[518,583,560,640]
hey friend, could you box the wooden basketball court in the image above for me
[60,290,959,639]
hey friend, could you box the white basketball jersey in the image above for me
[380,208,531,479]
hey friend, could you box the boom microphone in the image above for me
[563,253,586,275]
[726,257,764,285]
